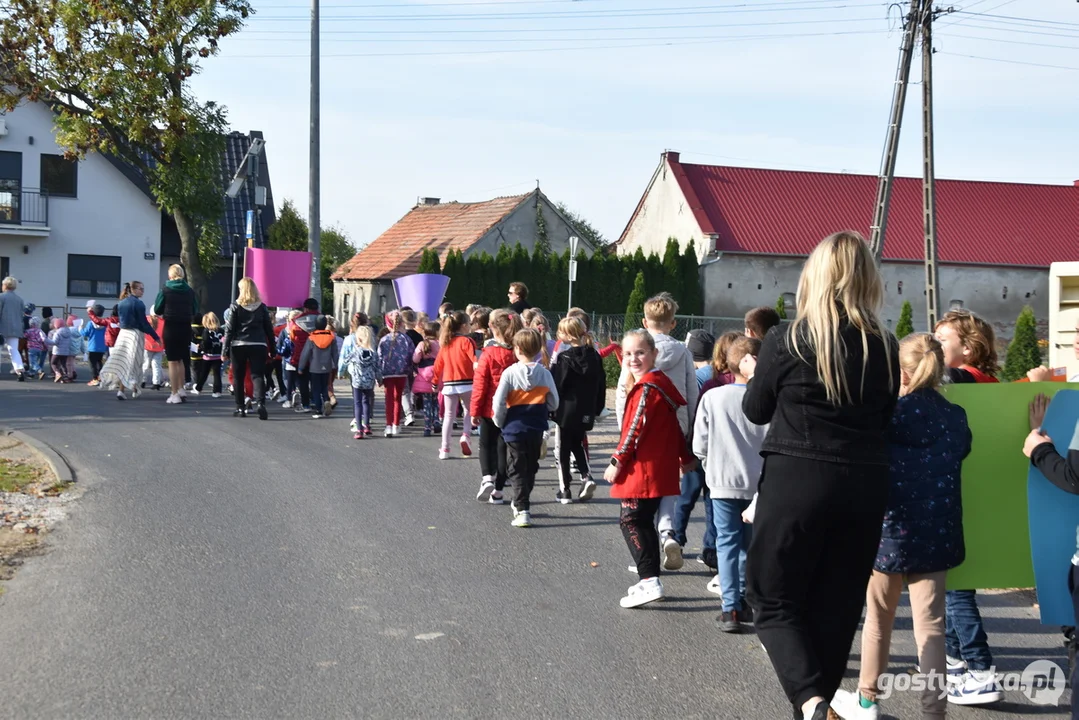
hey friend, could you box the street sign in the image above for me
[245,210,254,240]
[568,260,578,282]
[569,235,579,257]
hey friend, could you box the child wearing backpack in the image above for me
[341,324,380,439]
[552,316,605,504]
[470,309,522,503]
[298,315,338,419]
[832,333,972,720]
[412,322,441,437]
[433,311,476,459]
[378,311,415,436]
[193,311,224,397]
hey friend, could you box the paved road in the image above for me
[0,377,1070,719]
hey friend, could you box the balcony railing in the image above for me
[0,188,49,227]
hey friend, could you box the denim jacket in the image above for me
[743,322,900,466]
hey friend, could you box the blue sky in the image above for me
[191,0,1079,247]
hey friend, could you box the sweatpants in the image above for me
[296,370,311,408]
[479,417,508,490]
[230,346,266,408]
[5,337,24,374]
[746,454,888,713]
[506,433,542,511]
[557,424,590,494]
[88,351,105,380]
[143,351,164,386]
[352,387,374,429]
[384,376,406,426]
[309,372,330,413]
[195,359,223,394]
[859,570,947,718]
[441,392,471,451]
[620,497,664,581]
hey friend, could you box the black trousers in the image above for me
[230,346,266,408]
[557,424,590,493]
[506,433,542,511]
[196,359,222,394]
[297,371,311,408]
[746,454,888,713]
[89,351,105,380]
[478,418,508,490]
[620,497,663,580]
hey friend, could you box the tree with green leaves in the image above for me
[555,201,607,247]
[267,199,308,252]
[626,271,647,318]
[534,202,551,256]
[319,226,357,312]
[895,300,914,338]
[776,295,788,320]
[1003,306,1042,381]
[680,240,702,315]
[0,0,253,306]
[662,237,681,292]
[416,248,441,274]
[442,249,464,307]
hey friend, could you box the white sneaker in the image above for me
[439,448,450,460]
[385,426,393,437]
[404,412,415,427]
[390,424,399,436]
[271,388,281,400]
[349,419,358,432]
[311,413,322,419]
[166,394,182,404]
[189,388,200,396]
[211,393,222,398]
[946,656,967,685]
[131,384,141,399]
[620,578,664,608]
[511,509,532,528]
[281,400,292,409]
[830,689,880,720]
[577,478,597,501]
[706,575,722,596]
[277,395,287,404]
[476,480,496,502]
[947,670,1003,705]
[661,536,684,570]
[488,490,505,505]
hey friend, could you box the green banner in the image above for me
[942,383,1078,590]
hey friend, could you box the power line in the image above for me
[935,0,1017,28]
[937,51,1079,72]
[248,1,889,21]
[955,11,1079,29]
[237,15,890,39]
[942,32,1079,50]
[225,27,890,58]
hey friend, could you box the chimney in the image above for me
[1074,180,1079,187]
[663,149,680,164]
[418,197,440,206]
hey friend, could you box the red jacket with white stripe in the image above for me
[610,370,692,500]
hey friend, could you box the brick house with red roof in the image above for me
[617,151,1079,339]
[331,188,593,322]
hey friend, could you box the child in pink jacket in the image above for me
[411,322,441,437]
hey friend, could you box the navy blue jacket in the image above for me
[875,388,971,575]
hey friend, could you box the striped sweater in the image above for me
[492,361,559,443]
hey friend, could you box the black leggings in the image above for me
[558,425,590,492]
[620,497,663,580]
[89,352,105,380]
[196,359,222,394]
[230,346,266,408]
[746,454,888,714]
[478,418,508,490]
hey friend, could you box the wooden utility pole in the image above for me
[921,3,942,330]
[868,0,920,266]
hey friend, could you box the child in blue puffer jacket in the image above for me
[832,333,972,720]
[82,303,108,385]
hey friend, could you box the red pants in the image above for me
[228,364,254,399]
[384,377,406,426]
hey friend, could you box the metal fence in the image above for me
[538,312,755,343]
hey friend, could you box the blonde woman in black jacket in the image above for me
[223,277,275,420]
[742,231,900,720]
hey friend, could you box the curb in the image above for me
[0,426,75,485]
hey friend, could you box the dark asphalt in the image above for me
[0,377,1069,719]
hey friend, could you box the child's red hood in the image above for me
[632,369,687,407]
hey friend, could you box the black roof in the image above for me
[104,130,276,258]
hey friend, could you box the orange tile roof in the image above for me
[332,194,531,281]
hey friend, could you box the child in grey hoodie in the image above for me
[614,293,699,570]
[692,336,768,632]
[298,315,338,418]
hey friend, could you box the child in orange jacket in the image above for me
[433,310,476,460]
[470,309,523,504]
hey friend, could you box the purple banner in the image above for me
[244,248,313,309]
[392,273,450,318]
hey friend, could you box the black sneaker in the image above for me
[555,490,573,505]
[740,604,754,625]
[716,611,744,634]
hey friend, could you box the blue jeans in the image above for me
[712,497,752,612]
[27,349,46,374]
[944,589,993,670]
[674,466,716,553]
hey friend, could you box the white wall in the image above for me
[0,101,162,311]
[616,159,708,262]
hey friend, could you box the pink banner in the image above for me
[244,248,313,308]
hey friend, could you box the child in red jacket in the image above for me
[470,309,523,504]
[605,329,695,609]
[433,311,476,460]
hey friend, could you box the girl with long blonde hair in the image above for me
[741,231,900,720]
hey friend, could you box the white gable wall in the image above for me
[0,101,162,311]
[616,158,708,262]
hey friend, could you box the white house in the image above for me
[0,100,277,317]
[0,101,163,312]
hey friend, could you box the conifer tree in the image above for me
[626,271,648,319]
[776,295,788,320]
[895,300,914,338]
[680,240,702,315]
[1003,306,1042,381]
[662,237,681,292]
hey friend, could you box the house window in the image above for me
[67,254,120,297]
[40,154,78,198]
[0,150,22,223]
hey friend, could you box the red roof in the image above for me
[661,155,1078,267]
[332,194,530,281]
